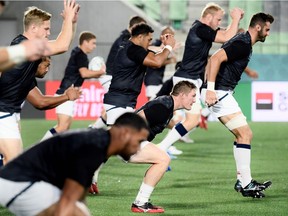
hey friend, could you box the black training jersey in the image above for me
[0,35,41,113]
[174,20,218,80]
[56,47,88,94]
[136,95,174,141]
[0,129,110,189]
[144,39,165,86]
[106,29,131,76]
[103,40,149,108]
[156,78,173,97]
[215,32,252,91]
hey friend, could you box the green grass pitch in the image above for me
[1,120,287,215]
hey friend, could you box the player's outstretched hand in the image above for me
[65,85,82,101]
[161,34,176,49]
[230,7,244,21]
[205,90,218,107]
[61,0,80,23]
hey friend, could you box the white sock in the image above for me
[201,107,210,117]
[41,128,57,141]
[92,117,107,129]
[236,143,252,187]
[233,141,242,181]
[92,163,104,183]
[157,123,188,151]
[134,182,154,206]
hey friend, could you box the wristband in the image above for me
[207,81,215,91]
[7,44,26,64]
[164,45,172,52]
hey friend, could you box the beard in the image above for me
[258,36,266,42]
[257,31,266,42]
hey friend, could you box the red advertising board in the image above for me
[45,81,148,120]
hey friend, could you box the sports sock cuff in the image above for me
[50,128,57,135]
[175,123,188,136]
[236,143,251,149]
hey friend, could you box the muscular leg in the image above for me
[219,112,253,187]
[157,104,201,151]
[41,114,72,141]
[129,143,170,205]
[54,113,73,133]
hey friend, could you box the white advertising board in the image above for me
[252,82,288,122]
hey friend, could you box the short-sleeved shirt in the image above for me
[106,29,131,76]
[0,129,110,189]
[174,20,218,80]
[136,95,174,141]
[144,39,165,86]
[214,31,252,91]
[0,35,41,113]
[103,40,149,108]
[56,47,88,94]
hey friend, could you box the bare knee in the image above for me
[157,151,171,166]
[224,114,252,143]
[231,125,253,143]
[237,127,253,143]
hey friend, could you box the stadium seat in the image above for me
[169,1,188,30]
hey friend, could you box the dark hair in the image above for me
[0,1,5,6]
[79,31,96,45]
[171,81,196,96]
[131,23,154,37]
[249,13,274,28]
[129,15,146,28]
[41,56,51,62]
[114,113,149,131]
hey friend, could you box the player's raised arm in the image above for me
[45,0,80,56]
[215,7,244,43]
[144,34,176,68]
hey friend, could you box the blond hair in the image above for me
[23,6,51,31]
[161,26,175,36]
[201,2,224,18]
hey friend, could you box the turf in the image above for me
[1,120,287,215]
